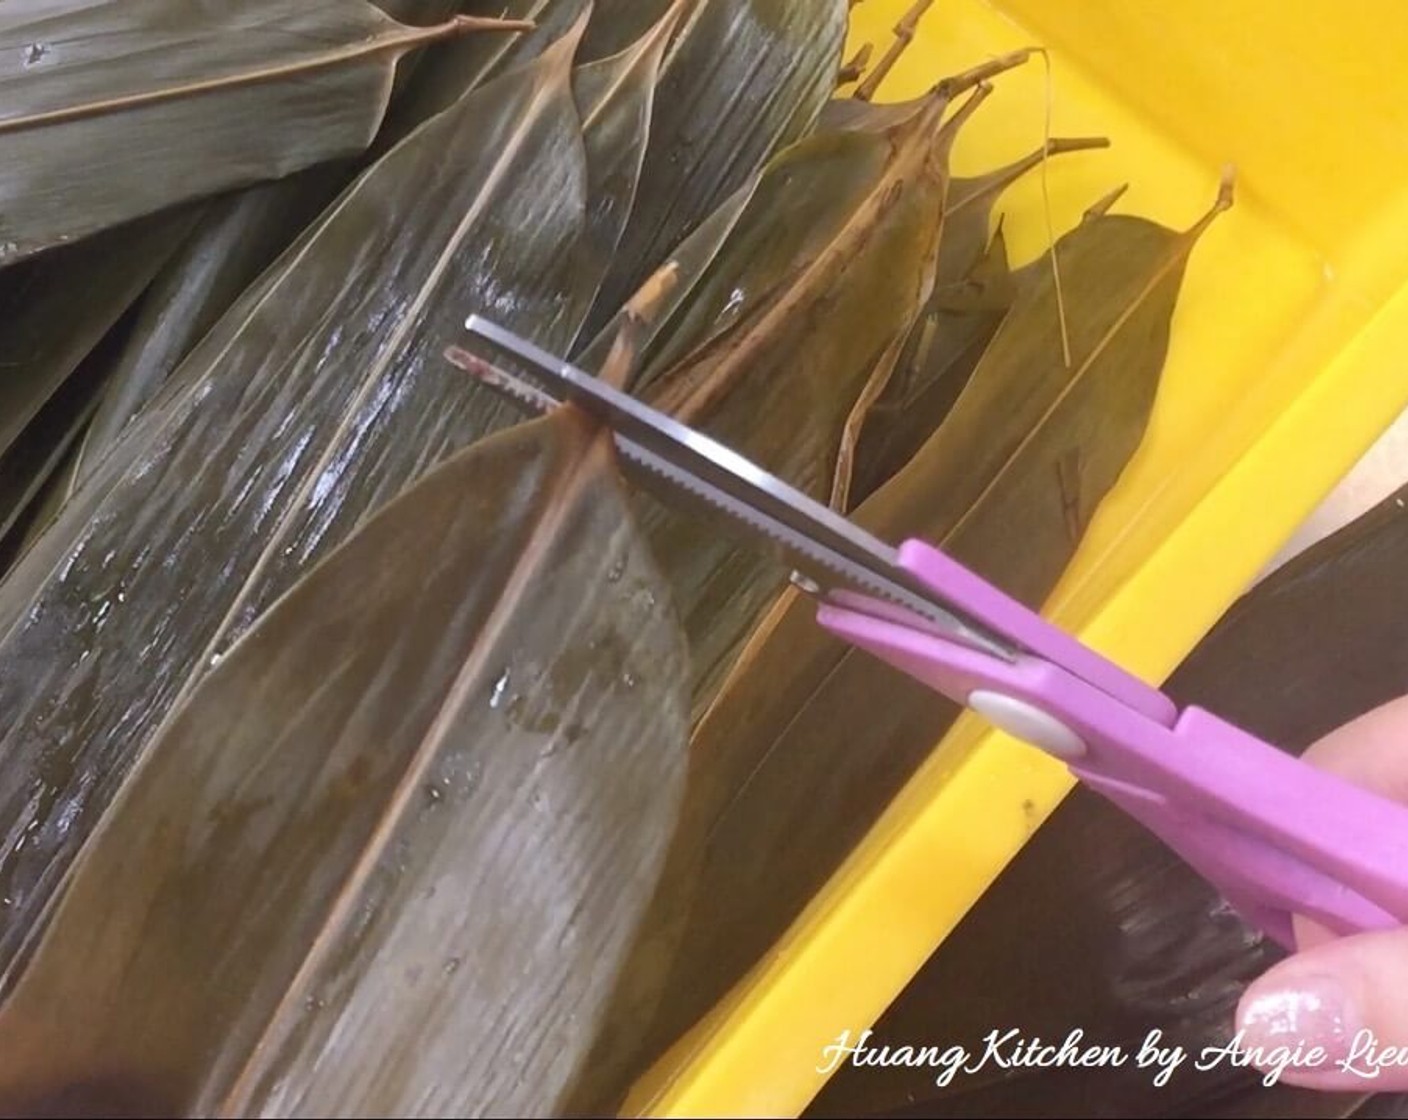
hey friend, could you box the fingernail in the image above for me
[1238,974,1360,1060]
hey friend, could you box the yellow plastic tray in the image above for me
[623,2,1408,1115]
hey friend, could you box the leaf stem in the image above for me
[838,43,874,86]
[855,0,935,101]
[0,14,533,137]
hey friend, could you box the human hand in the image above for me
[1235,693,1408,1091]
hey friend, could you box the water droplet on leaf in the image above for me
[489,669,510,709]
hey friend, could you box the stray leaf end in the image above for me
[598,264,683,389]
[839,43,875,86]
[854,0,937,101]
[935,48,1034,100]
[1048,136,1110,156]
[1083,184,1130,221]
[1216,164,1237,212]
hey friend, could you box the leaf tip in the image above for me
[1082,183,1130,221]
[1216,164,1237,212]
[1048,135,1110,156]
[838,43,875,85]
[932,49,1032,102]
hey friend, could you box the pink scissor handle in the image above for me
[815,538,1408,949]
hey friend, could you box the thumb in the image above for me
[1234,925,1408,1090]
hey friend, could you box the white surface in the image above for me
[969,689,1088,759]
[1258,406,1408,581]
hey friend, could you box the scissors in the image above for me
[450,315,1408,951]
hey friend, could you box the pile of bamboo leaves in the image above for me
[0,1,1230,1115]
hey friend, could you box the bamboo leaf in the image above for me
[1166,483,1408,755]
[0,19,663,980]
[373,0,462,19]
[0,409,689,1118]
[69,177,351,490]
[841,221,1013,509]
[370,0,485,90]
[842,136,1109,509]
[634,53,1034,404]
[0,0,527,263]
[568,5,685,344]
[815,89,933,135]
[377,0,584,144]
[580,0,676,61]
[543,78,1020,1097]
[629,127,907,391]
[0,306,143,558]
[574,176,758,372]
[65,0,505,496]
[0,209,198,467]
[462,71,1018,1105]
[61,7,674,496]
[638,182,1234,1055]
[3,433,81,574]
[622,74,1004,713]
[581,0,850,339]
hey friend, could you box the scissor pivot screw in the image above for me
[968,690,1087,761]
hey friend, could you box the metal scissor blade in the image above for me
[457,316,1018,661]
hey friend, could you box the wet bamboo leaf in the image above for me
[569,7,686,339]
[580,0,676,61]
[627,127,912,391]
[3,436,79,575]
[0,19,663,981]
[0,1,527,265]
[839,134,1103,507]
[623,68,1011,713]
[0,209,197,465]
[0,308,142,558]
[0,409,689,1118]
[547,73,1021,1106]
[639,182,1234,1055]
[632,55,1031,398]
[819,98,1105,282]
[574,176,758,371]
[582,0,850,339]
[373,0,462,19]
[815,90,931,135]
[810,480,1408,1120]
[61,0,512,484]
[69,178,350,489]
[844,138,1109,508]
[371,0,495,97]
[377,0,584,144]
[66,0,499,496]
[838,234,1010,510]
[938,138,1108,290]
